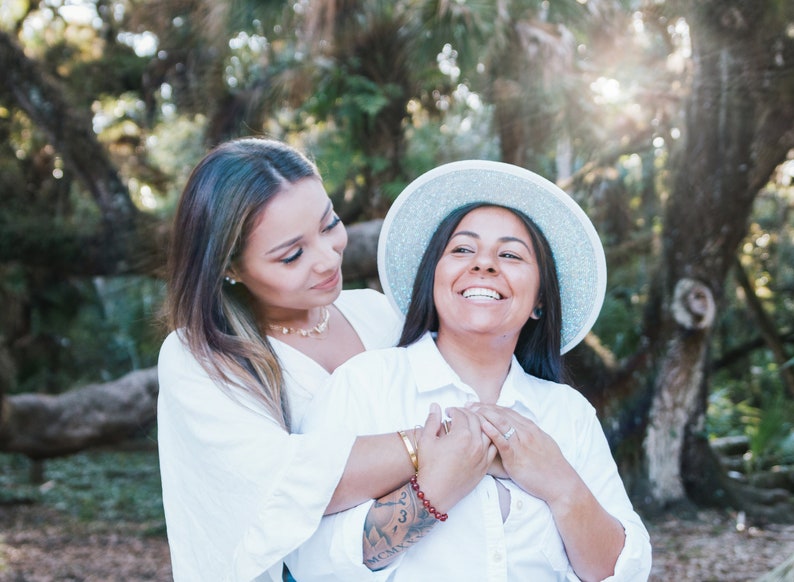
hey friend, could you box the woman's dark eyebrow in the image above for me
[267,236,301,255]
[498,236,532,251]
[450,230,479,240]
[450,231,531,251]
[319,200,332,222]
[267,200,333,255]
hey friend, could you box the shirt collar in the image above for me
[496,360,542,423]
[406,332,471,395]
[405,332,544,422]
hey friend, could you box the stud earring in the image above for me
[533,306,543,318]
[225,276,237,285]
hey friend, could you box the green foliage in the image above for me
[707,364,794,472]
[704,177,794,470]
[0,445,164,530]
[143,115,210,213]
[404,100,499,172]
[745,379,794,470]
[1,0,794,506]
[707,387,744,441]
[594,288,644,360]
[13,276,165,394]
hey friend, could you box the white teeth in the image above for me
[462,287,502,300]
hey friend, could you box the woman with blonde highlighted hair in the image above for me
[157,138,492,581]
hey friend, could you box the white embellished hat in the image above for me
[377,160,607,354]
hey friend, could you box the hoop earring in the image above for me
[225,276,237,285]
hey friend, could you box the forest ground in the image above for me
[1,446,793,581]
[1,503,793,581]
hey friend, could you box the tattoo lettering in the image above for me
[363,483,439,570]
[373,489,408,509]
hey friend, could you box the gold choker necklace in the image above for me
[266,306,330,337]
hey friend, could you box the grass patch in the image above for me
[0,443,165,535]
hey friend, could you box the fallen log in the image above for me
[0,367,158,459]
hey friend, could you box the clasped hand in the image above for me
[466,402,579,505]
[421,403,578,507]
[412,403,496,513]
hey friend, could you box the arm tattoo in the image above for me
[363,482,439,570]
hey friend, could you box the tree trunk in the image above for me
[612,0,794,508]
[0,217,383,460]
[490,19,574,168]
[0,368,159,459]
[644,279,717,502]
[0,32,135,229]
[341,219,383,285]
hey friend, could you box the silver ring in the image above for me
[502,426,516,440]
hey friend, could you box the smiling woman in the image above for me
[224,175,357,372]
[290,161,652,582]
[434,206,542,336]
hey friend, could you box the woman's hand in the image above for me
[467,403,578,505]
[488,454,509,479]
[467,403,629,582]
[413,403,496,513]
[362,403,496,570]
[441,412,509,479]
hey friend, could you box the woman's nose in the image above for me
[315,241,341,271]
[471,258,497,274]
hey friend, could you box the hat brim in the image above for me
[377,160,606,354]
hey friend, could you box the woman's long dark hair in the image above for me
[166,137,321,429]
[398,202,565,383]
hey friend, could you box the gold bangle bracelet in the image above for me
[397,430,419,472]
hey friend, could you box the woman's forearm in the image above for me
[326,432,416,515]
[361,482,439,570]
[351,406,493,569]
[549,478,625,582]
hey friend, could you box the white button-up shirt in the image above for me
[157,289,402,581]
[290,332,652,581]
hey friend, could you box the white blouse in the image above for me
[157,289,402,581]
[290,332,652,581]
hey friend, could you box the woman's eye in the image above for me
[500,251,521,260]
[323,215,341,232]
[281,248,303,264]
[450,246,473,254]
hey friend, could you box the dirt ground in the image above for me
[1,504,793,581]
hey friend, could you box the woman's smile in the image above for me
[434,206,541,338]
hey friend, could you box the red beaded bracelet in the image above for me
[410,474,448,522]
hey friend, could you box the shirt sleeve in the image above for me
[157,332,356,582]
[289,354,404,581]
[568,393,653,581]
[335,288,404,350]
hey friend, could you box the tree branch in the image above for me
[0,30,138,229]
[0,30,166,276]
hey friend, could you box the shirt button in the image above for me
[493,552,502,562]
[516,500,524,510]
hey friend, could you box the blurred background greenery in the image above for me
[1,0,793,529]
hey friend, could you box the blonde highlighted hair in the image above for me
[165,137,321,430]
